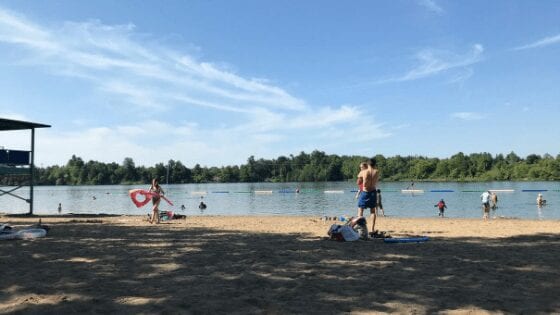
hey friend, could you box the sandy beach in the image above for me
[1,215,559,314]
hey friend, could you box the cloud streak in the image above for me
[386,44,484,83]
[0,7,306,113]
[514,33,560,50]
[418,0,444,14]
[451,112,484,121]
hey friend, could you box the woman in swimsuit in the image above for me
[149,178,164,224]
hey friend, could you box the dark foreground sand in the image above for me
[1,215,559,314]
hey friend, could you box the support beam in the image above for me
[30,128,35,215]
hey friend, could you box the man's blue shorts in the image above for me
[358,190,377,209]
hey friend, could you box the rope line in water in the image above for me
[181,188,557,194]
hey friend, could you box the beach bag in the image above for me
[328,224,360,242]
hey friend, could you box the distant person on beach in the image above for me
[376,189,385,216]
[481,191,491,219]
[537,193,546,207]
[181,204,186,211]
[491,192,498,210]
[490,192,498,218]
[356,158,379,235]
[354,162,368,199]
[435,199,447,217]
[57,203,62,214]
[149,178,164,224]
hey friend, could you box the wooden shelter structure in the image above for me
[0,118,51,215]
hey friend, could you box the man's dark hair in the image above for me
[368,158,377,167]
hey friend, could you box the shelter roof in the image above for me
[0,118,51,131]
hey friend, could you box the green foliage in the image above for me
[22,151,560,186]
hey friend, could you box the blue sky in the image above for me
[0,0,559,167]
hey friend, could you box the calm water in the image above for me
[1,181,559,219]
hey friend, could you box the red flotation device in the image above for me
[129,189,174,208]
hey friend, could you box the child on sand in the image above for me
[354,162,368,199]
[376,189,385,216]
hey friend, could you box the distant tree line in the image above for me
[2,151,560,186]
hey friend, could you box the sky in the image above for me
[0,0,559,167]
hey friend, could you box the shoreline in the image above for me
[3,214,560,239]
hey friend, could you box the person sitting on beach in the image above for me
[435,199,447,217]
[481,191,491,219]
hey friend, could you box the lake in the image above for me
[1,181,558,219]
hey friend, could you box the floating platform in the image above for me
[254,190,273,194]
[430,190,454,192]
[324,190,344,194]
[489,189,515,193]
[190,191,207,195]
[401,189,424,193]
[211,191,229,193]
[521,189,548,192]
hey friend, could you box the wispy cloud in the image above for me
[0,8,306,113]
[514,33,560,50]
[446,68,474,85]
[0,6,388,166]
[418,0,444,14]
[385,44,484,83]
[451,112,484,121]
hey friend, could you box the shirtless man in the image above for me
[357,158,379,234]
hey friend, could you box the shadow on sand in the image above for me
[1,220,559,314]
